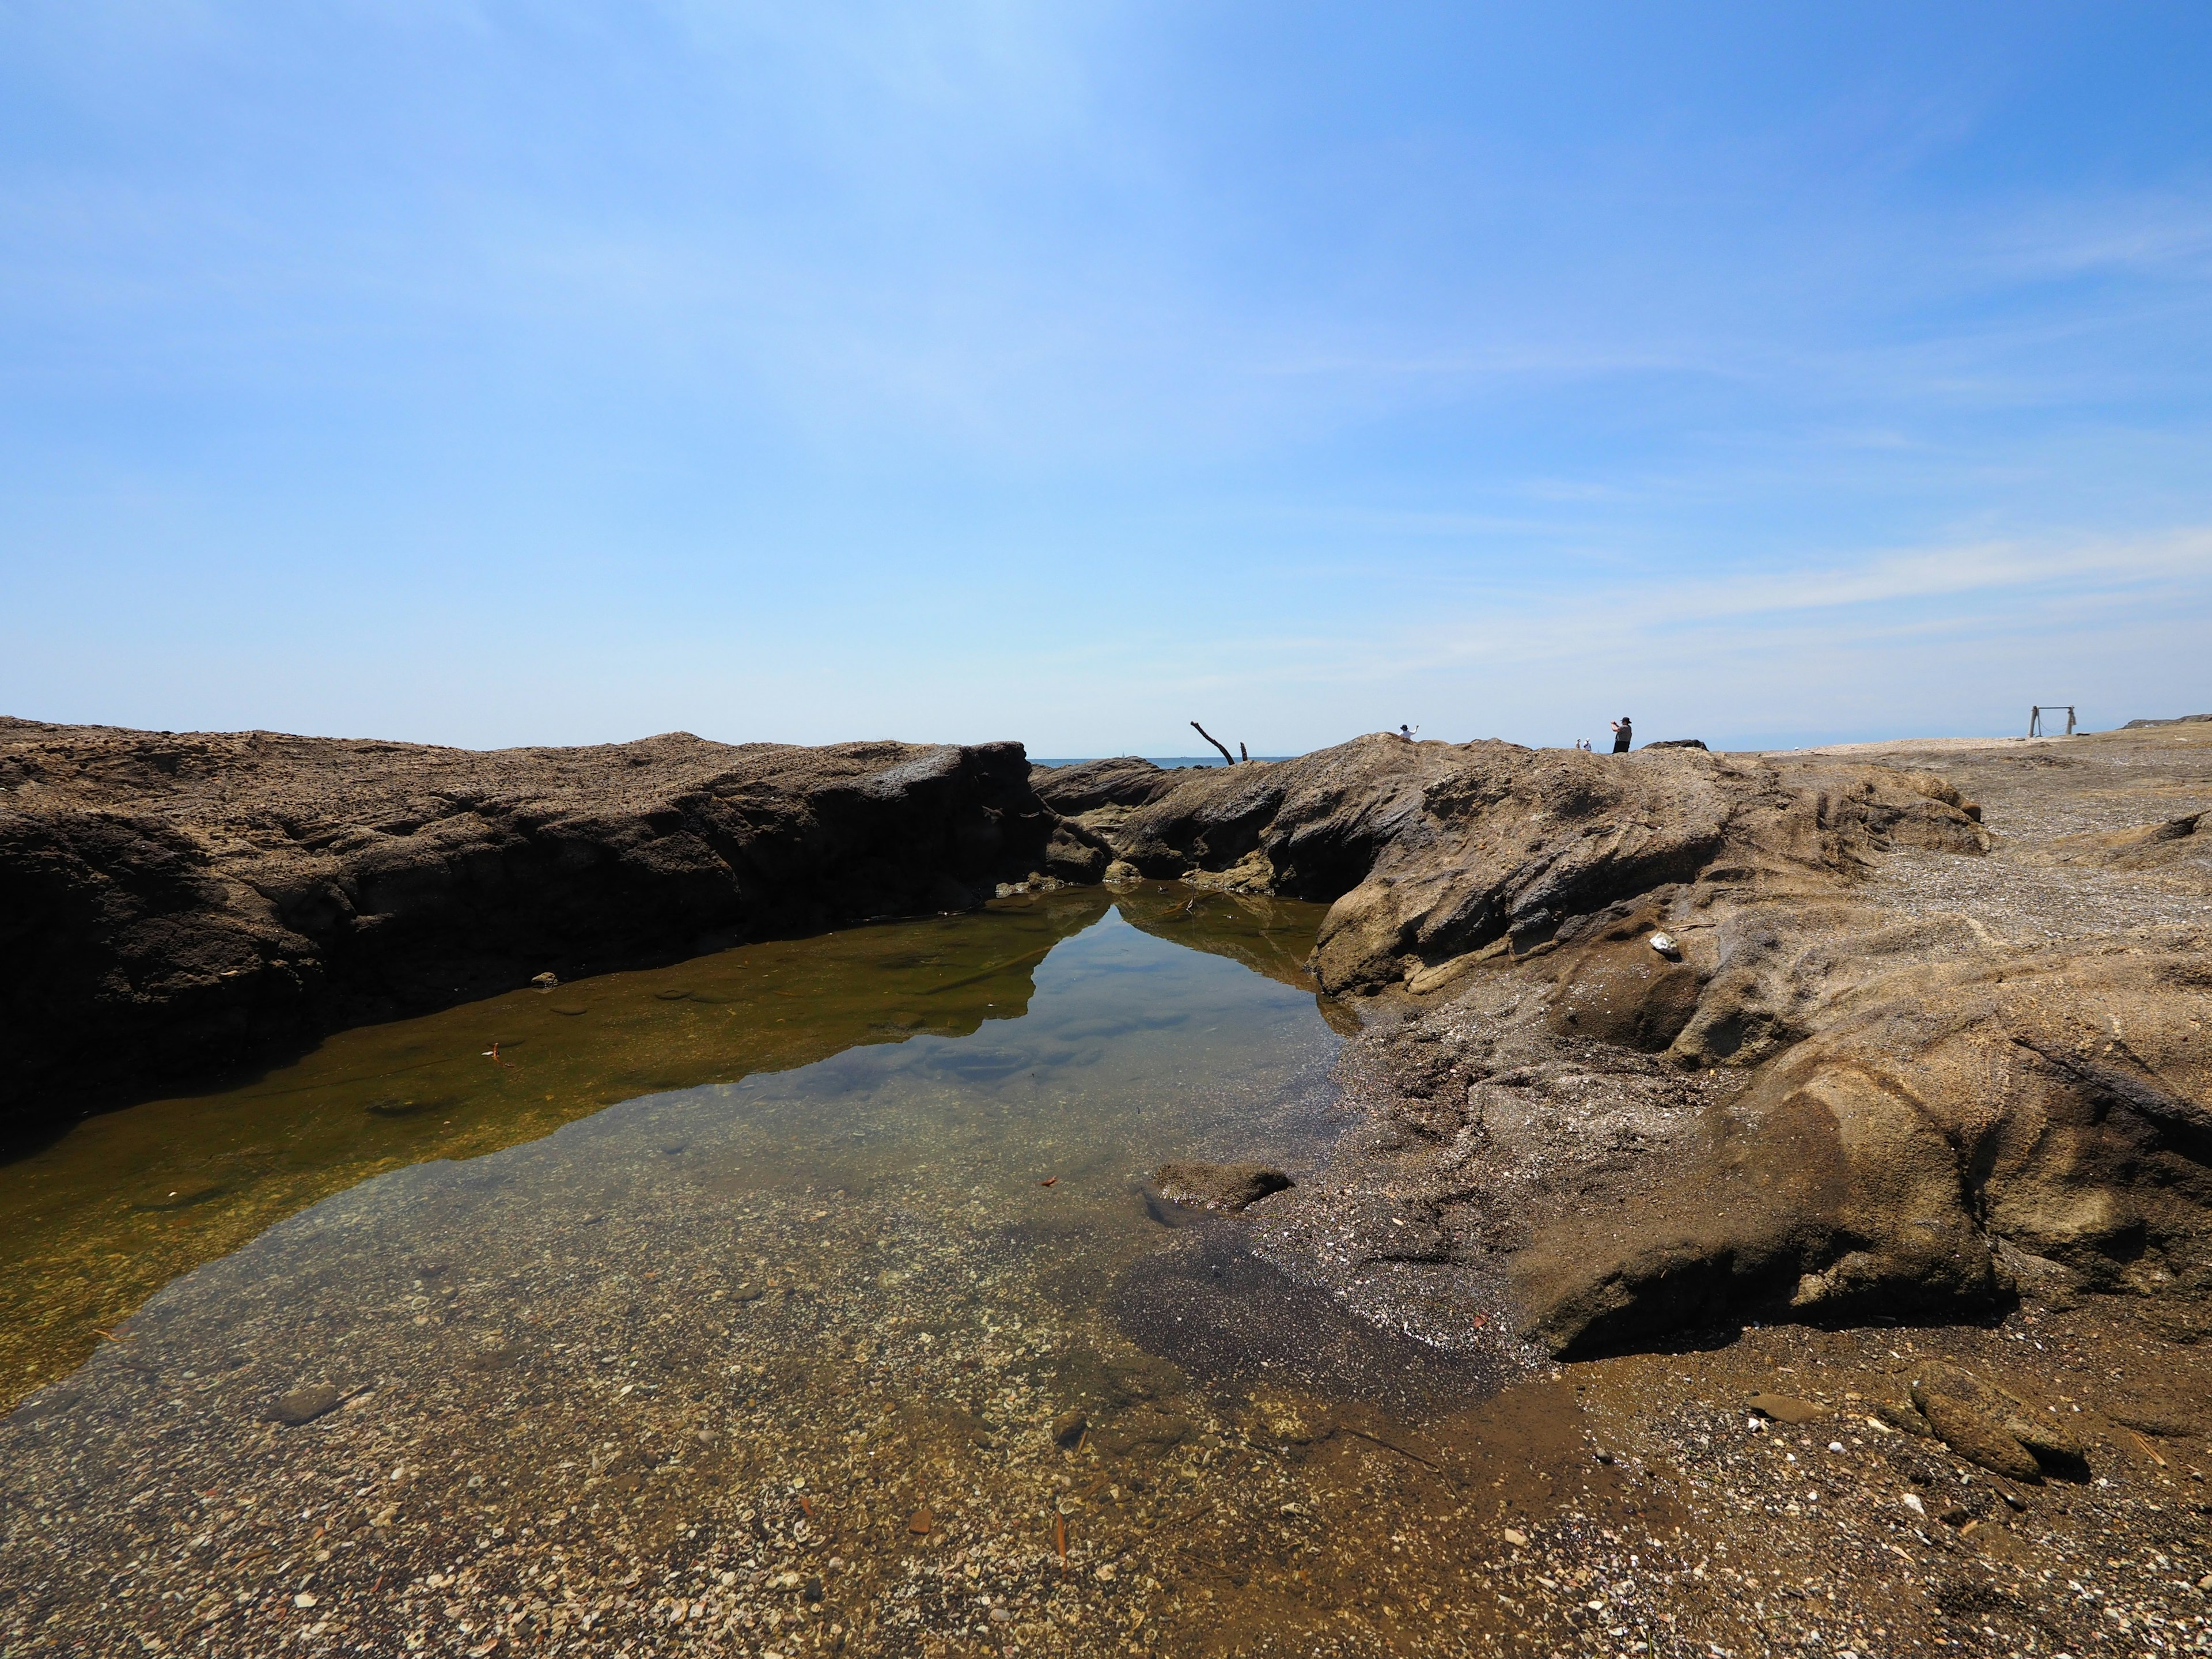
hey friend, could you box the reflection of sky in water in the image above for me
[669,906,1343,1204]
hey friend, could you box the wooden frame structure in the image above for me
[2029,705,2077,737]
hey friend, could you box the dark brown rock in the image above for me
[1911,1369,2044,1482]
[1031,756,1194,815]
[1747,1392,1826,1424]
[1873,1400,1935,1437]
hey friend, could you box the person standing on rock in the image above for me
[1611,717,1633,753]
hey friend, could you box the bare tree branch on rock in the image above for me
[1190,721,1238,766]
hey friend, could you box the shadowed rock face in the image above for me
[0,718,1069,1140]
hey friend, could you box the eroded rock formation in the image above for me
[1057,731,2212,1359]
[1056,735,1987,993]
[16,716,2212,1363]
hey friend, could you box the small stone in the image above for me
[908,1507,934,1535]
[1052,1410,1088,1449]
[1150,1161,1294,1213]
[1912,1370,2043,1482]
[1502,1528,1528,1547]
[804,1576,824,1603]
[267,1385,342,1426]
[1901,1493,1925,1516]
[1872,1400,1934,1437]
[531,972,559,990]
[1748,1393,1826,1425]
[293,1592,318,1608]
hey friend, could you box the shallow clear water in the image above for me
[7,886,1568,1656]
[0,886,1338,1404]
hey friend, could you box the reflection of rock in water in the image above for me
[1110,1217,1510,1417]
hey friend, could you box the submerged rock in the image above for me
[1152,1161,1294,1212]
[265,1384,341,1426]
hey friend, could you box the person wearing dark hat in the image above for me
[1610,716,1633,753]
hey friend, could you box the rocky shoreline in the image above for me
[12,714,2212,1363]
[17,717,2212,1362]
[1046,727,2212,1365]
[7,714,2212,1653]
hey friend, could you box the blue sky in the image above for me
[3,3,2209,755]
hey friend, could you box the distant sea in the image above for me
[1030,755,1295,769]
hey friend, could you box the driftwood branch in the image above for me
[1239,742,1248,762]
[1190,721,1237,766]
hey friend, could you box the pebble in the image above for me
[1747,1392,1827,1425]
[266,1384,342,1426]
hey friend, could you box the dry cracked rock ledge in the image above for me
[1039,728,2212,1399]
[0,716,1112,1142]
